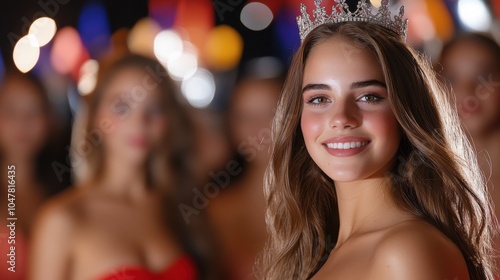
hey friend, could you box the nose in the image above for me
[329,100,360,129]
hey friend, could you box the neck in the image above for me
[97,156,150,200]
[334,177,409,246]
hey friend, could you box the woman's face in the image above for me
[301,38,400,182]
[95,67,168,165]
[0,77,49,159]
[229,80,280,163]
[441,40,500,135]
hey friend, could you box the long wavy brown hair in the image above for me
[259,22,497,279]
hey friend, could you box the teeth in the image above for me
[326,141,368,149]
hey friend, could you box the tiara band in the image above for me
[296,0,408,42]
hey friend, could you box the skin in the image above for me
[207,79,279,279]
[29,67,184,280]
[440,40,500,239]
[301,38,469,280]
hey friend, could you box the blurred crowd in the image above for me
[0,0,499,280]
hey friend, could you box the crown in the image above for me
[297,0,408,42]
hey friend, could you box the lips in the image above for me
[322,137,371,157]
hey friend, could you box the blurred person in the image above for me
[439,32,500,274]
[207,75,282,280]
[0,72,70,280]
[189,108,232,187]
[29,55,202,280]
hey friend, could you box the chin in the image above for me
[123,151,150,166]
[323,168,367,183]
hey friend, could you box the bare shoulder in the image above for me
[32,185,89,236]
[370,219,469,280]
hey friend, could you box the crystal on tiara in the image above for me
[297,0,408,42]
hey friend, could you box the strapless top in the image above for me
[98,255,198,280]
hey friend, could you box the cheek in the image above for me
[29,117,49,142]
[300,110,325,143]
[364,110,401,152]
[148,117,168,143]
[95,110,126,148]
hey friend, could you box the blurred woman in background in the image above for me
[29,55,202,280]
[439,32,500,273]
[207,75,282,279]
[0,72,70,280]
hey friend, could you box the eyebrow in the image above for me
[302,79,386,94]
[351,79,386,89]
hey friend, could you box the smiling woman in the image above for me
[258,1,497,280]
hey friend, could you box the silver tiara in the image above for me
[297,0,408,41]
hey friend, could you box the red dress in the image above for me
[98,255,198,280]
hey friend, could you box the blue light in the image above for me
[78,1,111,59]
[275,7,300,63]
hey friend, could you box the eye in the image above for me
[113,101,130,115]
[306,95,331,105]
[358,94,383,104]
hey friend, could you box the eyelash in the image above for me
[358,93,384,104]
[305,95,330,105]
[305,93,384,105]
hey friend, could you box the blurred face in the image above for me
[301,38,400,182]
[192,110,231,175]
[0,77,49,159]
[441,40,500,135]
[229,80,280,162]
[95,67,168,165]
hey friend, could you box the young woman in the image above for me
[0,72,70,280]
[29,55,200,280]
[207,75,281,279]
[439,33,500,246]
[259,1,496,279]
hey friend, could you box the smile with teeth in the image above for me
[325,141,369,149]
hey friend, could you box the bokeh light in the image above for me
[425,0,453,41]
[154,30,183,63]
[275,7,300,60]
[77,59,99,96]
[457,0,492,31]
[181,68,216,108]
[127,17,162,57]
[78,1,111,58]
[175,0,214,54]
[204,25,243,71]
[241,2,274,31]
[28,17,57,47]
[51,27,87,75]
[13,35,40,73]
[149,0,177,28]
[166,42,198,80]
